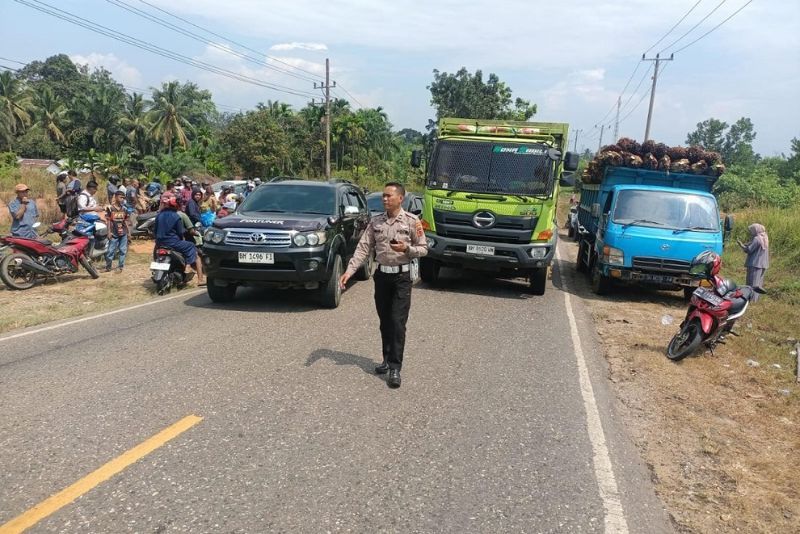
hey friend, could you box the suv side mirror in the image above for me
[563,151,579,171]
[343,205,359,217]
[410,150,422,168]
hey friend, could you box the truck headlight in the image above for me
[427,237,436,248]
[530,247,547,259]
[603,245,624,265]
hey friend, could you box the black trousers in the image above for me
[374,270,412,370]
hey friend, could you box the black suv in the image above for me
[202,179,372,307]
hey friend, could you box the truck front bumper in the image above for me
[598,264,699,287]
[425,232,555,271]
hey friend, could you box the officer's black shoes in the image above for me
[387,369,401,388]
[375,362,390,375]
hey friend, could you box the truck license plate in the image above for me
[466,244,495,255]
[238,252,274,264]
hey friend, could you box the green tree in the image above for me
[30,86,68,144]
[428,68,537,121]
[69,72,126,153]
[686,117,758,167]
[219,108,288,176]
[0,71,33,142]
[686,118,727,152]
[19,54,88,106]
[119,92,151,156]
[149,81,194,154]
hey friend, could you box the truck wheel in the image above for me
[528,267,547,295]
[356,251,374,280]
[207,278,237,303]
[420,257,440,285]
[591,262,612,295]
[320,254,343,308]
[576,241,589,273]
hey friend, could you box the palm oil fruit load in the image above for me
[582,138,726,185]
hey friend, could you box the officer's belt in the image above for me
[377,263,410,274]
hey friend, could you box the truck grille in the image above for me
[632,256,691,274]
[223,228,292,247]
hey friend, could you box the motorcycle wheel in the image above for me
[79,256,100,279]
[666,319,704,361]
[0,253,37,290]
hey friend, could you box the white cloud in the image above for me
[269,42,328,52]
[69,52,142,87]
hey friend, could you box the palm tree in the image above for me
[119,92,151,156]
[149,81,193,154]
[31,86,68,144]
[0,71,32,139]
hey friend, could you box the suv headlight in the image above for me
[293,231,326,247]
[204,228,225,244]
[530,247,547,259]
[602,245,624,265]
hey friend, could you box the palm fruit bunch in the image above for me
[582,138,726,184]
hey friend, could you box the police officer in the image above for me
[339,182,428,388]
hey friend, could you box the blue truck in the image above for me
[575,166,724,296]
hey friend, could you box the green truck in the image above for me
[411,118,577,294]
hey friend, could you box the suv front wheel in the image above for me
[207,278,237,303]
[320,254,343,308]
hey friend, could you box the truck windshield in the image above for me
[612,190,719,231]
[239,184,336,215]
[427,141,555,196]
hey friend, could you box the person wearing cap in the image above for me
[8,184,40,239]
[104,190,129,272]
[339,182,428,389]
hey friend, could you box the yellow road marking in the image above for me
[0,415,203,534]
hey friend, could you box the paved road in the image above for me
[0,242,672,533]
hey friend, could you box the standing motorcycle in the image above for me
[150,222,202,295]
[0,216,101,289]
[666,251,764,360]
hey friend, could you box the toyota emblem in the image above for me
[472,211,496,229]
[250,233,267,243]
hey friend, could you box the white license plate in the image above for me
[466,244,495,255]
[238,252,274,264]
[150,261,170,271]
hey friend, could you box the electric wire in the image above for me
[670,0,753,54]
[618,63,654,114]
[643,0,704,54]
[135,0,324,81]
[335,84,365,109]
[618,63,671,125]
[659,0,728,54]
[104,0,321,84]
[13,0,319,99]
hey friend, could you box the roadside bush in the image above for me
[715,164,800,210]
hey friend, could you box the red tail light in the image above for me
[157,248,170,255]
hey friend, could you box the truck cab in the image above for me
[576,167,723,295]
[415,118,578,295]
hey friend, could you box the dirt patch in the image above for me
[559,232,800,532]
[0,240,198,334]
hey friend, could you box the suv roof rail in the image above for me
[268,176,303,183]
[328,178,352,184]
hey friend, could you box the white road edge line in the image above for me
[555,247,629,534]
[0,289,204,343]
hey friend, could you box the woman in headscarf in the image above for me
[737,223,769,301]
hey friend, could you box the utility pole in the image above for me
[613,96,621,142]
[642,53,673,142]
[573,129,582,152]
[596,124,605,152]
[313,58,336,179]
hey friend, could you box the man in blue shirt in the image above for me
[7,183,39,239]
[154,196,205,286]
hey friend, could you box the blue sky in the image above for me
[2,0,798,156]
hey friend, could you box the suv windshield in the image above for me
[239,184,336,215]
[612,190,719,231]
[427,140,555,196]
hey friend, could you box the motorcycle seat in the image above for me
[727,296,747,315]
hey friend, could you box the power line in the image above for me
[619,63,671,126]
[643,0,704,54]
[104,0,320,84]
[13,0,319,99]
[618,63,654,114]
[659,0,728,54]
[670,0,753,54]
[0,56,28,66]
[135,0,324,81]
[336,84,364,109]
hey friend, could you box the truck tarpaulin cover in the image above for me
[427,141,555,196]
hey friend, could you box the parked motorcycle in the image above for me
[73,213,109,261]
[150,246,194,295]
[0,217,101,290]
[131,211,157,239]
[666,251,764,360]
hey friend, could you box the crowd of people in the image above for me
[5,172,267,286]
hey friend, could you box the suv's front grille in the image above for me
[632,256,691,273]
[224,228,292,247]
